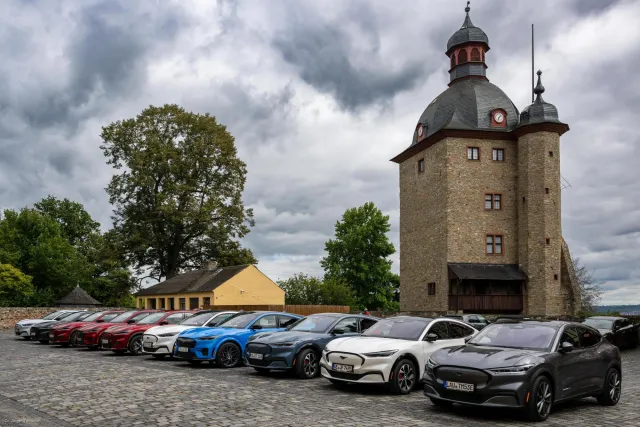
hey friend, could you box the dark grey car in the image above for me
[423,320,622,422]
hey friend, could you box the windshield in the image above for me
[42,311,62,320]
[469,324,557,350]
[583,319,613,330]
[81,312,105,322]
[362,318,431,340]
[110,311,140,323]
[62,312,90,322]
[217,312,260,329]
[137,312,166,325]
[290,315,338,333]
[180,312,216,326]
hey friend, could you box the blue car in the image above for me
[173,311,302,368]
[244,313,379,378]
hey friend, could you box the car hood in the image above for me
[145,325,195,336]
[431,345,546,369]
[178,327,249,339]
[30,321,58,328]
[325,336,414,353]
[78,322,118,331]
[106,324,155,333]
[54,321,98,330]
[17,319,49,326]
[251,330,327,344]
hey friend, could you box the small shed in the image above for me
[58,285,102,308]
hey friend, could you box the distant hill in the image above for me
[595,305,640,315]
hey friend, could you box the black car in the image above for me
[423,320,621,422]
[583,316,639,349]
[29,311,93,343]
[442,314,490,330]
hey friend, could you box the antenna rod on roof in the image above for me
[531,24,535,103]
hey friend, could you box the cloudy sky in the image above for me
[0,0,638,305]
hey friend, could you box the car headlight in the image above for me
[427,357,439,369]
[198,336,219,341]
[362,349,399,358]
[488,364,534,375]
[159,332,178,337]
[271,342,297,347]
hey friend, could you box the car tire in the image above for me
[38,340,49,344]
[69,330,79,347]
[597,368,621,406]
[524,375,553,422]
[187,360,202,365]
[429,397,453,408]
[389,358,417,395]
[152,355,165,360]
[294,348,320,379]
[128,335,143,355]
[216,342,241,368]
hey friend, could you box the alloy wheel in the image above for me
[131,336,143,355]
[303,352,317,377]
[609,371,621,403]
[219,344,240,367]
[397,363,415,392]
[536,380,552,418]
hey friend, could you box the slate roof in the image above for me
[134,265,251,296]
[448,263,526,281]
[58,286,102,306]
[518,70,562,127]
[446,5,489,53]
[411,78,519,145]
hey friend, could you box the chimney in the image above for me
[204,260,218,271]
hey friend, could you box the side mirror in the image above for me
[159,321,168,326]
[559,342,574,353]
[127,319,136,324]
[331,328,345,335]
[96,319,104,323]
[464,336,473,343]
[250,324,263,330]
[426,333,438,342]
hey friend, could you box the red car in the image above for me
[100,311,193,355]
[49,311,123,346]
[75,310,159,349]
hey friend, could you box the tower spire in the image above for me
[462,1,473,28]
[533,70,545,102]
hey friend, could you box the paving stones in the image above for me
[0,332,639,426]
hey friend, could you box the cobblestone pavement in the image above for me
[0,332,638,427]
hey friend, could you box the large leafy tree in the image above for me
[0,264,35,306]
[277,273,355,306]
[34,196,101,247]
[321,202,398,310]
[100,104,256,280]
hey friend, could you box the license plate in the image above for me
[49,333,54,338]
[249,353,263,360]
[444,381,474,392]
[101,339,108,344]
[332,363,354,373]
[178,347,189,353]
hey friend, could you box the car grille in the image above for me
[435,367,490,385]
[326,371,369,381]
[176,338,196,348]
[246,343,271,354]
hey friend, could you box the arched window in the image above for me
[481,50,485,61]
[458,49,468,63]
[471,48,481,61]
[450,54,456,68]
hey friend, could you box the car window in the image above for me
[559,326,582,349]
[579,327,600,347]
[332,317,358,333]
[278,315,299,328]
[467,315,479,322]
[360,318,377,332]
[620,319,630,328]
[206,313,235,327]
[254,315,278,328]
[427,321,449,340]
[449,322,474,338]
[164,313,186,324]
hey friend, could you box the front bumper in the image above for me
[30,328,50,341]
[15,325,31,337]
[48,329,73,344]
[319,351,390,384]
[76,330,102,348]
[422,365,529,408]
[142,334,175,355]
[99,333,130,351]
[243,343,295,370]
[173,338,216,360]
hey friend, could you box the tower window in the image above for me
[492,148,505,161]
[554,274,558,280]
[427,282,436,296]
[471,48,481,61]
[486,235,503,255]
[522,197,526,203]
[467,147,479,160]
[549,151,553,157]
[485,193,501,210]
[458,48,468,63]
[545,187,549,194]
[546,238,550,245]
[418,158,425,173]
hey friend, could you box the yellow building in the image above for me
[134,261,284,310]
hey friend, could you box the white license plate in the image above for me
[101,339,108,344]
[249,353,263,360]
[332,363,354,373]
[178,347,189,353]
[444,381,474,392]
[49,333,54,338]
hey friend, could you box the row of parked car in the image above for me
[15,308,637,422]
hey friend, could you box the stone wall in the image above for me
[0,307,127,330]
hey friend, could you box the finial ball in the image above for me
[537,70,542,76]
[465,1,471,13]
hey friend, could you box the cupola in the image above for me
[518,70,562,126]
[446,2,490,85]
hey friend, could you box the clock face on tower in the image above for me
[493,112,504,123]
[417,126,424,137]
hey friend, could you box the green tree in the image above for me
[0,264,35,306]
[319,277,356,306]
[100,104,256,281]
[34,195,101,246]
[321,202,397,310]
[278,273,323,305]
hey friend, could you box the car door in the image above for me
[619,319,633,347]
[421,321,460,368]
[250,315,280,334]
[277,315,299,330]
[578,326,607,391]
[556,326,591,399]
[330,317,360,337]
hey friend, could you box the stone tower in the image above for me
[391,4,580,316]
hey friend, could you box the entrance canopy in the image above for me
[448,263,526,281]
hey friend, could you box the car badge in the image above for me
[339,356,347,360]
[456,372,463,376]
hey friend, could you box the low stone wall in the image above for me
[0,307,127,330]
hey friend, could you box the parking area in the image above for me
[0,332,639,427]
